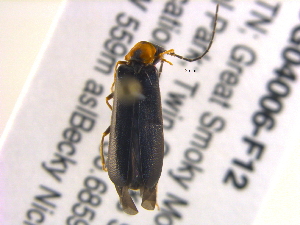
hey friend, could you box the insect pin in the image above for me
[100,4,219,215]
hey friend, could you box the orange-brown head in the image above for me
[125,41,165,65]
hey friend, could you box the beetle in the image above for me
[100,4,219,215]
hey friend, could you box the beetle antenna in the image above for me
[171,4,219,62]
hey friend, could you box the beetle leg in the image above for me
[115,185,138,215]
[106,92,114,110]
[141,185,157,210]
[100,126,110,171]
[158,61,164,78]
[158,49,174,66]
